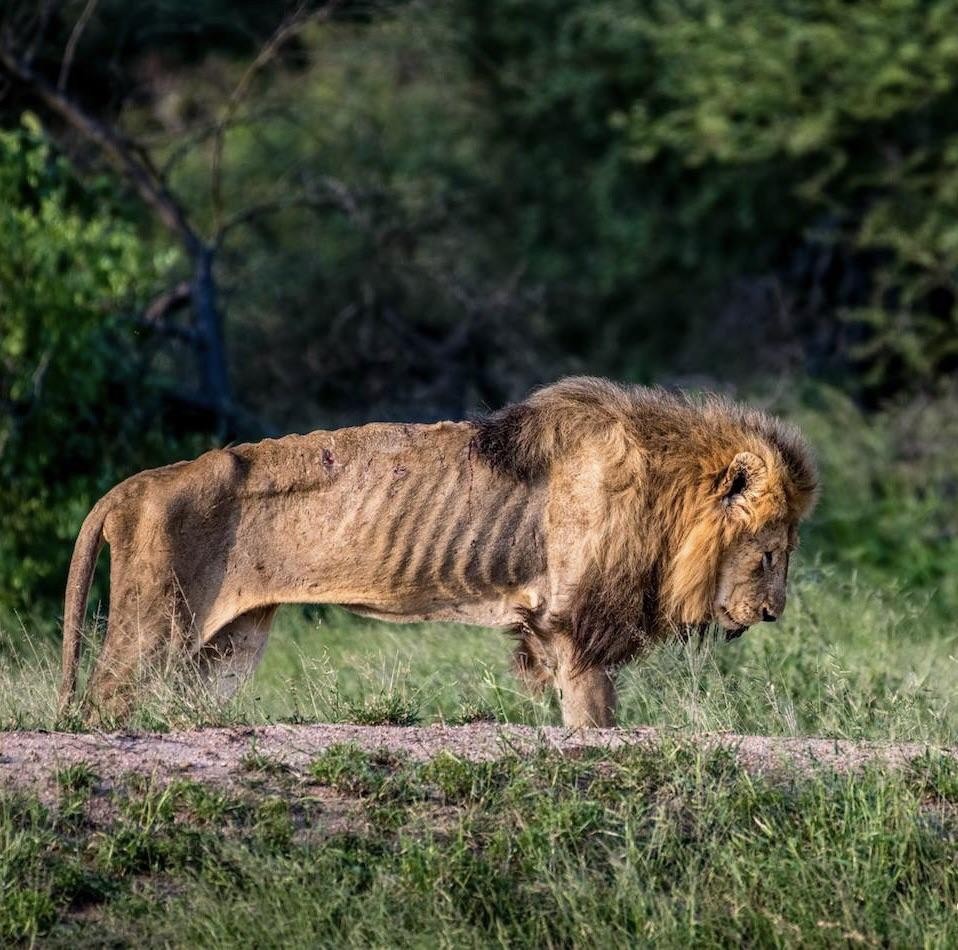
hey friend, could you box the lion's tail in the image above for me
[59,496,110,713]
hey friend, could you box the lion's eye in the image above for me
[762,551,773,570]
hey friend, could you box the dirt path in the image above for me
[2,724,955,800]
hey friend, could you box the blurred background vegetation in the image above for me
[0,0,956,640]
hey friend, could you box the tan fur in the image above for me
[61,377,817,727]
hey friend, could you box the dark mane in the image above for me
[471,404,548,482]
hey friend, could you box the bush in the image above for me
[791,383,958,615]
[0,115,191,620]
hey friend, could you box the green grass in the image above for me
[2,563,956,742]
[3,744,958,946]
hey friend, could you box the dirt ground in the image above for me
[2,724,955,802]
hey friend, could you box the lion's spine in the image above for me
[59,496,109,712]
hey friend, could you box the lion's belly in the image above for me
[340,584,544,628]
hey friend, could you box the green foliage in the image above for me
[795,384,958,612]
[311,744,417,802]
[54,763,98,798]
[0,116,188,617]
[464,0,958,389]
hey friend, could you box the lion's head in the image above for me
[709,449,804,637]
[665,429,817,641]
[713,519,791,637]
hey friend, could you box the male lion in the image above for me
[61,377,817,727]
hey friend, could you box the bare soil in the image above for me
[2,724,955,802]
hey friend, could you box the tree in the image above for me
[462,0,958,397]
[0,1,550,616]
[0,1,354,437]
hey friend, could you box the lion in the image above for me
[60,376,817,727]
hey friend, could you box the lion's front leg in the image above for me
[198,606,276,700]
[553,634,617,729]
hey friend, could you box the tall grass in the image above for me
[2,565,955,742]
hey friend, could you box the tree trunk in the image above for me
[192,246,232,438]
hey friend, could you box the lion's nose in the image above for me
[761,607,777,622]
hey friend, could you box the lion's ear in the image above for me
[718,451,767,520]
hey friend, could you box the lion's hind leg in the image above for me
[198,606,277,701]
[83,574,185,725]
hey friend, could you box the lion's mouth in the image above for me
[716,605,749,641]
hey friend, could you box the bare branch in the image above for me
[210,3,339,235]
[216,173,363,244]
[0,43,201,254]
[22,0,61,68]
[157,103,291,178]
[217,196,305,241]
[143,280,192,324]
[57,0,98,92]
[308,174,366,222]
[134,319,199,345]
